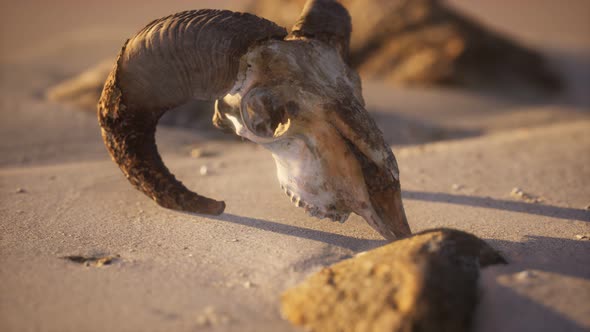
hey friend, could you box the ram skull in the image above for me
[98,0,411,240]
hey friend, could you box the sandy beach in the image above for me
[1,1,589,331]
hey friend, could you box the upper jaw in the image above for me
[264,128,370,225]
[280,184,349,223]
[224,113,278,144]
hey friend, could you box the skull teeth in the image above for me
[281,185,349,223]
[295,197,303,207]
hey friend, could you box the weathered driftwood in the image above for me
[281,228,506,332]
[250,0,561,93]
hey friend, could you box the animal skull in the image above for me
[98,1,411,240]
[214,40,410,239]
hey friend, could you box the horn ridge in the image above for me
[99,49,226,214]
[98,9,286,214]
[289,0,352,61]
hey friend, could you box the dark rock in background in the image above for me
[250,0,562,95]
[45,60,217,131]
[45,0,563,130]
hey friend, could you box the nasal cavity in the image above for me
[242,91,292,138]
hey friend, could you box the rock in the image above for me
[515,270,537,281]
[510,187,543,203]
[189,147,218,158]
[190,148,204,158]
[575,234,589,240]
[195,306,231,327]
[61,254,120,267]
[280,228,505,332]
[199,165,209,176]
[46,60,114,111]
[45,60,216,129]
[451,183,464,191]
[46,0,562,132]
[249,0,561,95]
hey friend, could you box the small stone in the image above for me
[243,281,254,288]
[95,257,113,267]
[281,229,506,332]
[15,188,26,194]
[585,204,590,210]
[230,239,239,242]
[575,234,589,240]
[515,270,536,281]
[62,254,119,267]
[510,187,542,203]
[190,148,204,158]
[199,165,209,176]
[195,306,231,327]
[452,184,464,191]
[190,148,216,158]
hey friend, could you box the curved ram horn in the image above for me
[289,0,352,61]
[98,10,287,215]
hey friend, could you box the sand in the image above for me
[1,1,589,331]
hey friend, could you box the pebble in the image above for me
[200,165,209,176]
[452,184,464,191]
[190,148,217,158]
[195,306,230,326]
[190,148,205,158]
[243,281,254,289]
[15,188,26,194]
[515,270,536,281]
[574,234,589,240]
[510,187,542,203]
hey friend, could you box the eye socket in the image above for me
[241,89,292,138]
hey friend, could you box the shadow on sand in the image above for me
[476,235,590,331]
[404,190,590,222]
[202,190,588,253]
[207,213,388,252]
[202,194,589,329]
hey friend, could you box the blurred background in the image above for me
[1,0,589,161]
